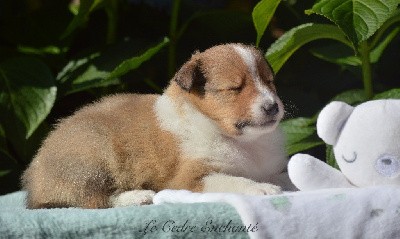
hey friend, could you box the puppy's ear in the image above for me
[174,57,206,93]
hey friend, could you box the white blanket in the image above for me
[154,186,400,239]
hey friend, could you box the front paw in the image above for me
[203,173,283,195]
[110,190,156,207]
[242,182,282,196]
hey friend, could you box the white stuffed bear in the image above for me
[288,100,400,191]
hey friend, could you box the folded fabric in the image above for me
[154,186,400,239]
[0,191,248,238]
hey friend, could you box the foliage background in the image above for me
[0,0,399,195]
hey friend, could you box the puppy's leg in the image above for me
[109,190,156,207]
[202,173,282,195]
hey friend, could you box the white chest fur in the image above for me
[154,95,287,182]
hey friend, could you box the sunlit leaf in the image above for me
[306,0,400,46]
[266,23,351,73]
[252,0,282,46]
[0,57,56,139]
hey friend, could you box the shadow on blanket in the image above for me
[0,191,249,238]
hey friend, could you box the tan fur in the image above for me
[22,43,287,209]
[22,94,212,208]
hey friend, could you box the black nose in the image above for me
[263,103,279,116]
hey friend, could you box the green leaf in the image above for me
[310,44,361,66]
[0,57,56,139]
[282,124,316,144]
[370,26,400,63]
[307,0,400,46]
[326,145,339,169]
[266,23,352,73]
[332,89,368,105]
[281,117,317,146]
[107,37,170,80]
[17,45,67,56]
[58,38,169,95]
[0,124,6,150]
[370,9,400,48]
[57,53,114,95]
[57,52,121,95]
[281,117,322,155]
[67,64,119,95]
[57,53,100,83]
[373,88,400,99]
[0,170,12,177]
[311,26,400,66]
[252,0,282,46]
[61,0,105,39]
[286,139,324,156]
[282,117,316,127]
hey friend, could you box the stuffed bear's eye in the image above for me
[342,152,357,163]
[375,155,400,177]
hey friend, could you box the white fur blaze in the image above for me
[232,45,275,103]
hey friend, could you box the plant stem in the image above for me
[168,0,181,78]
[106,0,118,45]
[359,41,373,99]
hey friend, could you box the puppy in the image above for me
[22,43,289,209]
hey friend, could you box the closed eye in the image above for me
[207,82,244,93]
[227,82,245,92]
[342,152,357,163]
[228,86,243,92]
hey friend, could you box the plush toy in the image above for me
[288,100,400,191]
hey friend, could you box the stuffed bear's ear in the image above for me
[317,101,354,145]
[174,55,206,93]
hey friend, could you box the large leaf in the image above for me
[281,117,317,145]
[373,88,400,99]
[252,0,282,46]
[266,23,352,73]
[286,139,324,156]
[310,44,361,66]
[281,117,322,155]
[0,57,56,139]
[332,89,368,105]
[306,0,400,46]
[58,38,169,95]
[107,37,170,80]
[311,44,361,66]
[326,145,339,169]
[57,53,119,95]
[311,25,400,67]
